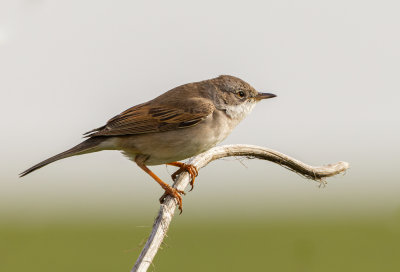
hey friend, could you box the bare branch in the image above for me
[131,144,349,272]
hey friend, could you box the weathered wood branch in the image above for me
[131,144,349,272]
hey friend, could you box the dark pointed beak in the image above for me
[255,92,277,101]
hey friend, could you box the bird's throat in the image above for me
[223,101,256,121]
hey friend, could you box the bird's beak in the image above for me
[255,92,277,101]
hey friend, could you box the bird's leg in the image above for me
[135,159,185,213]
[167,162,198,192]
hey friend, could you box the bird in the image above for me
[20,75,276,212]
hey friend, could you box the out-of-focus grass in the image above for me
[1,216,400,272]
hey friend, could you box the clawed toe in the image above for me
[171,168,184,181]
[170,163,199,191]
[159,187,185,213]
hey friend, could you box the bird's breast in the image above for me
[116,110,236,165]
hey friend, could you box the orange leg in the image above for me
[135,159,185,213]
[167,162,199,192]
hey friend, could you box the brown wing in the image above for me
[84,100,214,137]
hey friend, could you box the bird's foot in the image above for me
[159,186,186,214]
[171,163,198,191]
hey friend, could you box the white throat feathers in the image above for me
[223,100,257,121]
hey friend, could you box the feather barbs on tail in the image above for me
[19,137,109,177]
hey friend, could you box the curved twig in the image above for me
[131,144,349,272]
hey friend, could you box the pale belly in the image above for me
[114,111,237,165]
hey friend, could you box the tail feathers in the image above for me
[19,137,107,177]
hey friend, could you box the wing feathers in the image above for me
[85,99,214,137]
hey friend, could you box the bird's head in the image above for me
[211,75,276,119]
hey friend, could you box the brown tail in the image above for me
[19,137,107,177]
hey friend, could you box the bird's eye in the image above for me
[237,91,245,98]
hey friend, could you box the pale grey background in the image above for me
[1,0,399,219]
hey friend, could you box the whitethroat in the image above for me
[20,75,276,213]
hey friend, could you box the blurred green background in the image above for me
[1,0,400,271]
[2,214,400,271]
